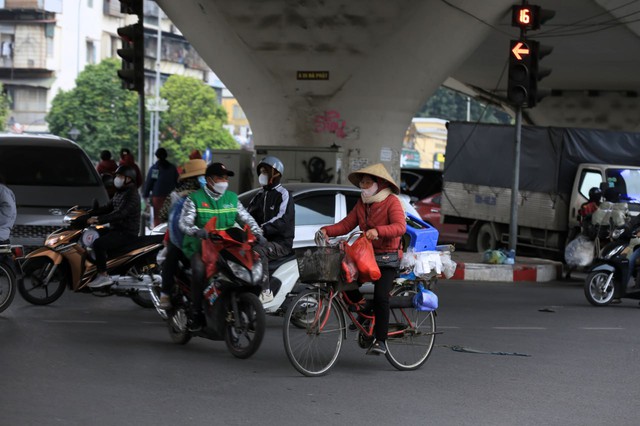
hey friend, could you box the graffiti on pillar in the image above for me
[313,110,347,139]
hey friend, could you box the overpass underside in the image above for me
[157,0,640,182]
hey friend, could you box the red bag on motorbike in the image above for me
[201,217,220,278]
[345,236,381,283]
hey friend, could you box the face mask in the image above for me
[258,173,270,186]
[212,181,229,194]
[361,182,378,197]
[197,176,207,188]
[114,176,125,189]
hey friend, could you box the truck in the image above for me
[440,121,640,258]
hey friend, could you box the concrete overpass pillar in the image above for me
[157,0,513,183]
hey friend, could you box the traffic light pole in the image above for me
[509,106,522,253]
[138,91,146,236]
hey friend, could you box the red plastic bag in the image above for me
[345,236,381,283]
[201,239,220,278]
[341,251,359,283]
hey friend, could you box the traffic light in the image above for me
[507,40,533,106]
[508,4,555,108]
[117,0,144,93]
[528,40,554,107]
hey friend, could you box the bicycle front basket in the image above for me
[295,246,344,283]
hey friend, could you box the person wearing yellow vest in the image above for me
[178,162,264,330]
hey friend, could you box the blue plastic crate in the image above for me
[405,213,439,252]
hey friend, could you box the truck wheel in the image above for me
[476,223,497,252]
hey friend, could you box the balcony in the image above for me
[2,0,62,13]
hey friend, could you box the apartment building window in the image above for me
[6,86,47,125]
[110,35,120,58]
[233,104,246,120]
[45,23,54,58]
[87,0,93,7]
[86,40,96,64]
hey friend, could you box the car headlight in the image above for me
[228,261,251,283]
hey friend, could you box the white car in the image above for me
[238,183,419,248]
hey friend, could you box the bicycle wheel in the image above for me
[0,262,16,313]
[385,286,436,371]
[283,288,345,377]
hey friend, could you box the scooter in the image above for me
[584,223,640,306]
[18,206,163,308]
[0,243,23,313]
[164,217,266,359]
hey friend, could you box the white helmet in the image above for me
[257,155,284,175]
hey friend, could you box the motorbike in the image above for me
[163,217,266,359]
[0,243,23,313]
[584,223,640,306]
[17,206,163,308]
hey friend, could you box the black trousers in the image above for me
[345,266,397,341]
[252,241,292,291]
[161,242,189,295]
[92,231,135,272]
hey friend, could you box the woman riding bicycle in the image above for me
[316,163,406,355]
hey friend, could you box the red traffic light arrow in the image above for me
[512,42,530,60]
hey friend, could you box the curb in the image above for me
[446,261,563,282]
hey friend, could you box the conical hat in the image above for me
[348,163,399,194]
[179,159,207,180]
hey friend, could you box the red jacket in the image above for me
[323,195,406,253]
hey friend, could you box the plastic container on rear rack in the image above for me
[404,213,439,252]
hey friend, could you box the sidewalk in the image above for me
[447,250,563,282]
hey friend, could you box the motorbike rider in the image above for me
[246,156,295,303]
[316,163,406,356]
[86,165,141,288]
[157,158,207,310]
[178,162,264,330]
[578,187,602,225]
[0,173,16,245]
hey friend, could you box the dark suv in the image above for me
[0,134,108,248]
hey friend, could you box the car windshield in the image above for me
[0,145,101,186]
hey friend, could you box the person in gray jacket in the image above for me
[0,173,16,245]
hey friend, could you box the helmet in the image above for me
[114,165,137,182]
[588,187,602,202]
[257,156,284,176]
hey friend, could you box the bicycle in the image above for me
[0,244,22,313]
[282,234,438,377]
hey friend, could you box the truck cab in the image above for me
[569,163,640,229]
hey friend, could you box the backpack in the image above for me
[168,196,187,248]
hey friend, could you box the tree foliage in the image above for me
[417,86,513,124]
[159,75,238,165]
[46,58,139,162]
[0,84,10,130]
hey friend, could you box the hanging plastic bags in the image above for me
[345,236,381,282]
[564,234,595,267]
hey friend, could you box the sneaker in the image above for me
[87,274,113,288]
[158,294,172,310]
[367,340,387,356]
[260,289,274,304]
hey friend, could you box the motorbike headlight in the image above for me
[45,235,63,247]
[228,261,251,283]
[612,228,625,239]
[252,261,263,284]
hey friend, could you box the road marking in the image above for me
[492,327,546,330]
[580,327,624,330]
[43,320,108,324]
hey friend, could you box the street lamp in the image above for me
[68,127,80,141]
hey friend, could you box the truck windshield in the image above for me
[606,168,640,204]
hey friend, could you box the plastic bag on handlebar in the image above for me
[201,239,220,278]
[345,235,381,283]
[341,250,359,283]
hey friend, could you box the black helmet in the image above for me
[588,187,602,202]
[115,165,137,182]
